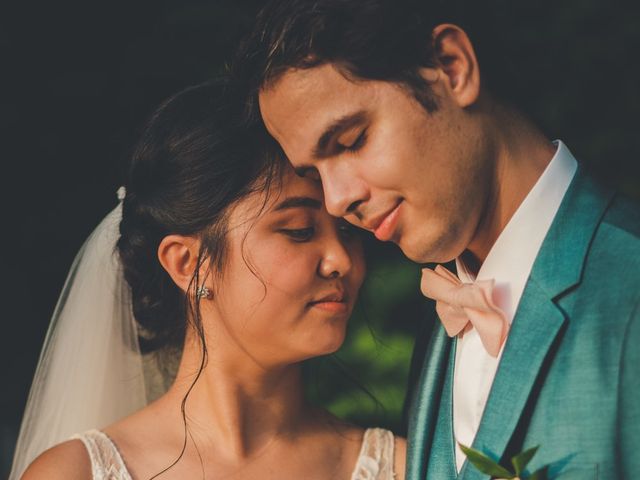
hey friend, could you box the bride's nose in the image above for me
[317,238,353,279]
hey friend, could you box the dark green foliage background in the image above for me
[1,0,639,475]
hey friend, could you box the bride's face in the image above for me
[206,165,365,367]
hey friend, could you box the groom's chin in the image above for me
[397,232,463,265]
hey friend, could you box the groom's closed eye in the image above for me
[337,127,368,153]
[313,110,368,159]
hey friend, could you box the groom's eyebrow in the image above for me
[312,110,368,159]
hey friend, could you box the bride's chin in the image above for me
[299,325,348,360]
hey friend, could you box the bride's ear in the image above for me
[157,234,201,293]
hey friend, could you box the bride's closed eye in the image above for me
[280,226,315,242]
[279,221,358,243]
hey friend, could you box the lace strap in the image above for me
[71,430,132,480]
[351,428,396,480]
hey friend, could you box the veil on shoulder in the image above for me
[10,192,167,479]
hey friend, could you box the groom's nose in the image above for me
[321,167,369,220]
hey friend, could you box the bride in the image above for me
[12,79,406,479]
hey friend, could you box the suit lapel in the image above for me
[406,325,451,480]
[459,168,615,480]
[426,338,458,479]
[460,282,566,480]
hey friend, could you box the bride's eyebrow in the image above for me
[313,110,368,159]
[274,196,322,211]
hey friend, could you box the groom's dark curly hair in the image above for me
[233,0,481,121]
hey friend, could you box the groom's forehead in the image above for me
[263,64,370,113]
[260,64,377,150]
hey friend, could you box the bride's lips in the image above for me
[308,292,349,313]
[372,202,402,241]
[310,301,348,313]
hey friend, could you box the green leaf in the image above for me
[510,445,539,475]
[458,443,515,478]
[526,465,549,480]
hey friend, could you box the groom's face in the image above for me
[259,64,492,263]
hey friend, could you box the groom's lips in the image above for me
[367,202,402,241]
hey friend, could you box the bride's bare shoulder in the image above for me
[21,439,91,480]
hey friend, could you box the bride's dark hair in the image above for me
[116,79,283,478]
[117,78,281,354]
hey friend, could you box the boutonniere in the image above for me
[459,443,549,479]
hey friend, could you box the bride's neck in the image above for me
[162,332,309,460]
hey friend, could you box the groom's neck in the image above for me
[465,106,557,265]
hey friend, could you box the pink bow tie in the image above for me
[420,265,509,357]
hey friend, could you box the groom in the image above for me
[235,0,640,478]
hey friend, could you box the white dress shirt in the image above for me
[453,141,578,472]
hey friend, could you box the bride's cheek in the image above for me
[268,248,318,292]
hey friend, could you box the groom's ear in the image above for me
[157,234,202,294]
[428,24,481,108]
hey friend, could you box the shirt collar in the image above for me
[456,140,578,323]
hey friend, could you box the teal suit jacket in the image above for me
[406,168,640,479]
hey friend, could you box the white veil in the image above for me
[9,190,148,479]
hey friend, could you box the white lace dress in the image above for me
[73,427,396,480]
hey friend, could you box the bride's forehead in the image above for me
[262,161,324,205]
[227,167,325,223]
[278,166,324,198]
